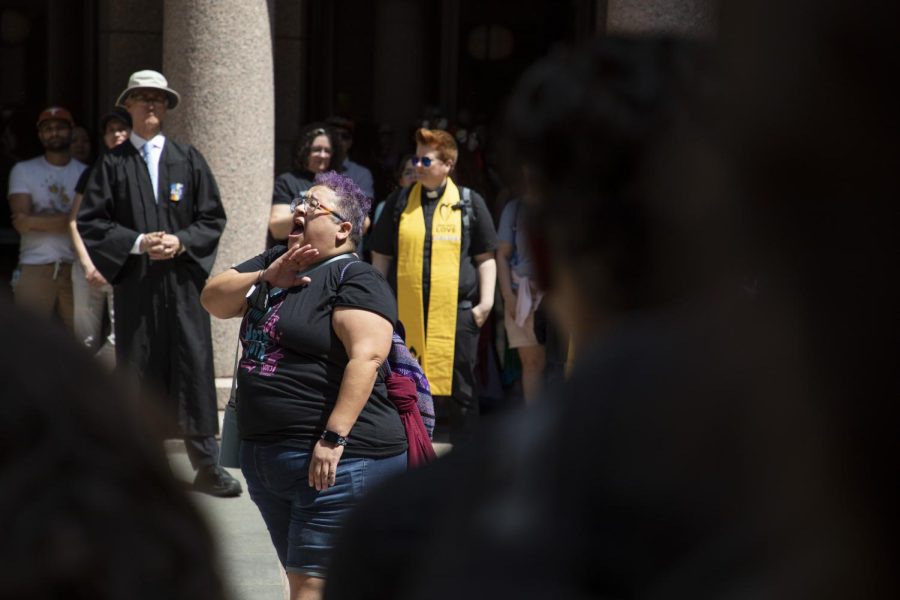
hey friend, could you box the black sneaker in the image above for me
[193,465,243,497]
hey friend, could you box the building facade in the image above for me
[1,0,713,389]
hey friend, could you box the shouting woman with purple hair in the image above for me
[201,171,407,599]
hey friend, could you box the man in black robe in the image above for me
[79,70,241,497]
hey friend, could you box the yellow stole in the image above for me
[397,179,462,395]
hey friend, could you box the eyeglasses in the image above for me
[289,192,348,222]
[411,155,441,168]
[129,93,167,106]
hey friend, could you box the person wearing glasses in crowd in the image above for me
[370,128,497,444]
[78,70,239,497]
[201,170,407,600]
[267,122,345,248]
[371,154,416,228]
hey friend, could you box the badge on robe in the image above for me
[169,183,184,202]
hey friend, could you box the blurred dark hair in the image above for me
[99,106,133,133]
[0,302,225,599]
[291,122,346,172]
[503,37,718,311]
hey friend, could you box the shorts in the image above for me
[505,308,540,349]
[13,262,74,332]
[240,440,407,577]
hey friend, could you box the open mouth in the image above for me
[290,219,305,236]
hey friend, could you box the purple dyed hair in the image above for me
[313,170,371,246]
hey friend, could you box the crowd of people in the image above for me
[2,0,897,597]
[2,63,537,598]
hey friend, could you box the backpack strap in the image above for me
[392,185,412,225]
[335,259,394,383]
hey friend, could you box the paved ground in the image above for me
[167,451,288,600]
[167,426,452,600]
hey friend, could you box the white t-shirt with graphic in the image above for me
[7,155,86,264]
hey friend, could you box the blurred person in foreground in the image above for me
[202,171,407,600]
[69,107,132,361]
[0,299,225,598]
[268,123,345,248]
[325,27,896,597]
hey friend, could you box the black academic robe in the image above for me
[78,138,226,437]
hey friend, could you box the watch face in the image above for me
[321,430,347,446]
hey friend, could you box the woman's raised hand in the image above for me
[261,244,320,288]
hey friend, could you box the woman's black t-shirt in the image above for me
[233,249,407,458]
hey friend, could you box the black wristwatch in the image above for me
[320,430,349,447]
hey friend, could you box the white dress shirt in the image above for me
[130,131,167,254]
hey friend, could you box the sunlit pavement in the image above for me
[167,432,451,600]
[167,450,288,600]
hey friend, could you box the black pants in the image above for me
[436,305,482,445]
[185,435,220,469]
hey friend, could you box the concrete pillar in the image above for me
[373,0,426,141]
[607,0,716,37]
[162,0,275,386]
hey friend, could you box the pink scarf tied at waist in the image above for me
[385,372,437,468]
[511,272,543,327]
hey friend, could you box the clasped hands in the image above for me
[141,231,182,260]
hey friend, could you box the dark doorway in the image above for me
[1,0,95,299]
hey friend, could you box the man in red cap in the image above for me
[6,106,86,331]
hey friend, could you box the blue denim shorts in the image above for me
[240,441,407,577]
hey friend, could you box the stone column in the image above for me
[162,0,275,394]
[607,0,716,37]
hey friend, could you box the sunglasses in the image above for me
[289,192,348,222]
[129,93,168,105]
[411,155,441,167]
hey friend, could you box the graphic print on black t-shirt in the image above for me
[240,289,286,377]
[232,249,407,458]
